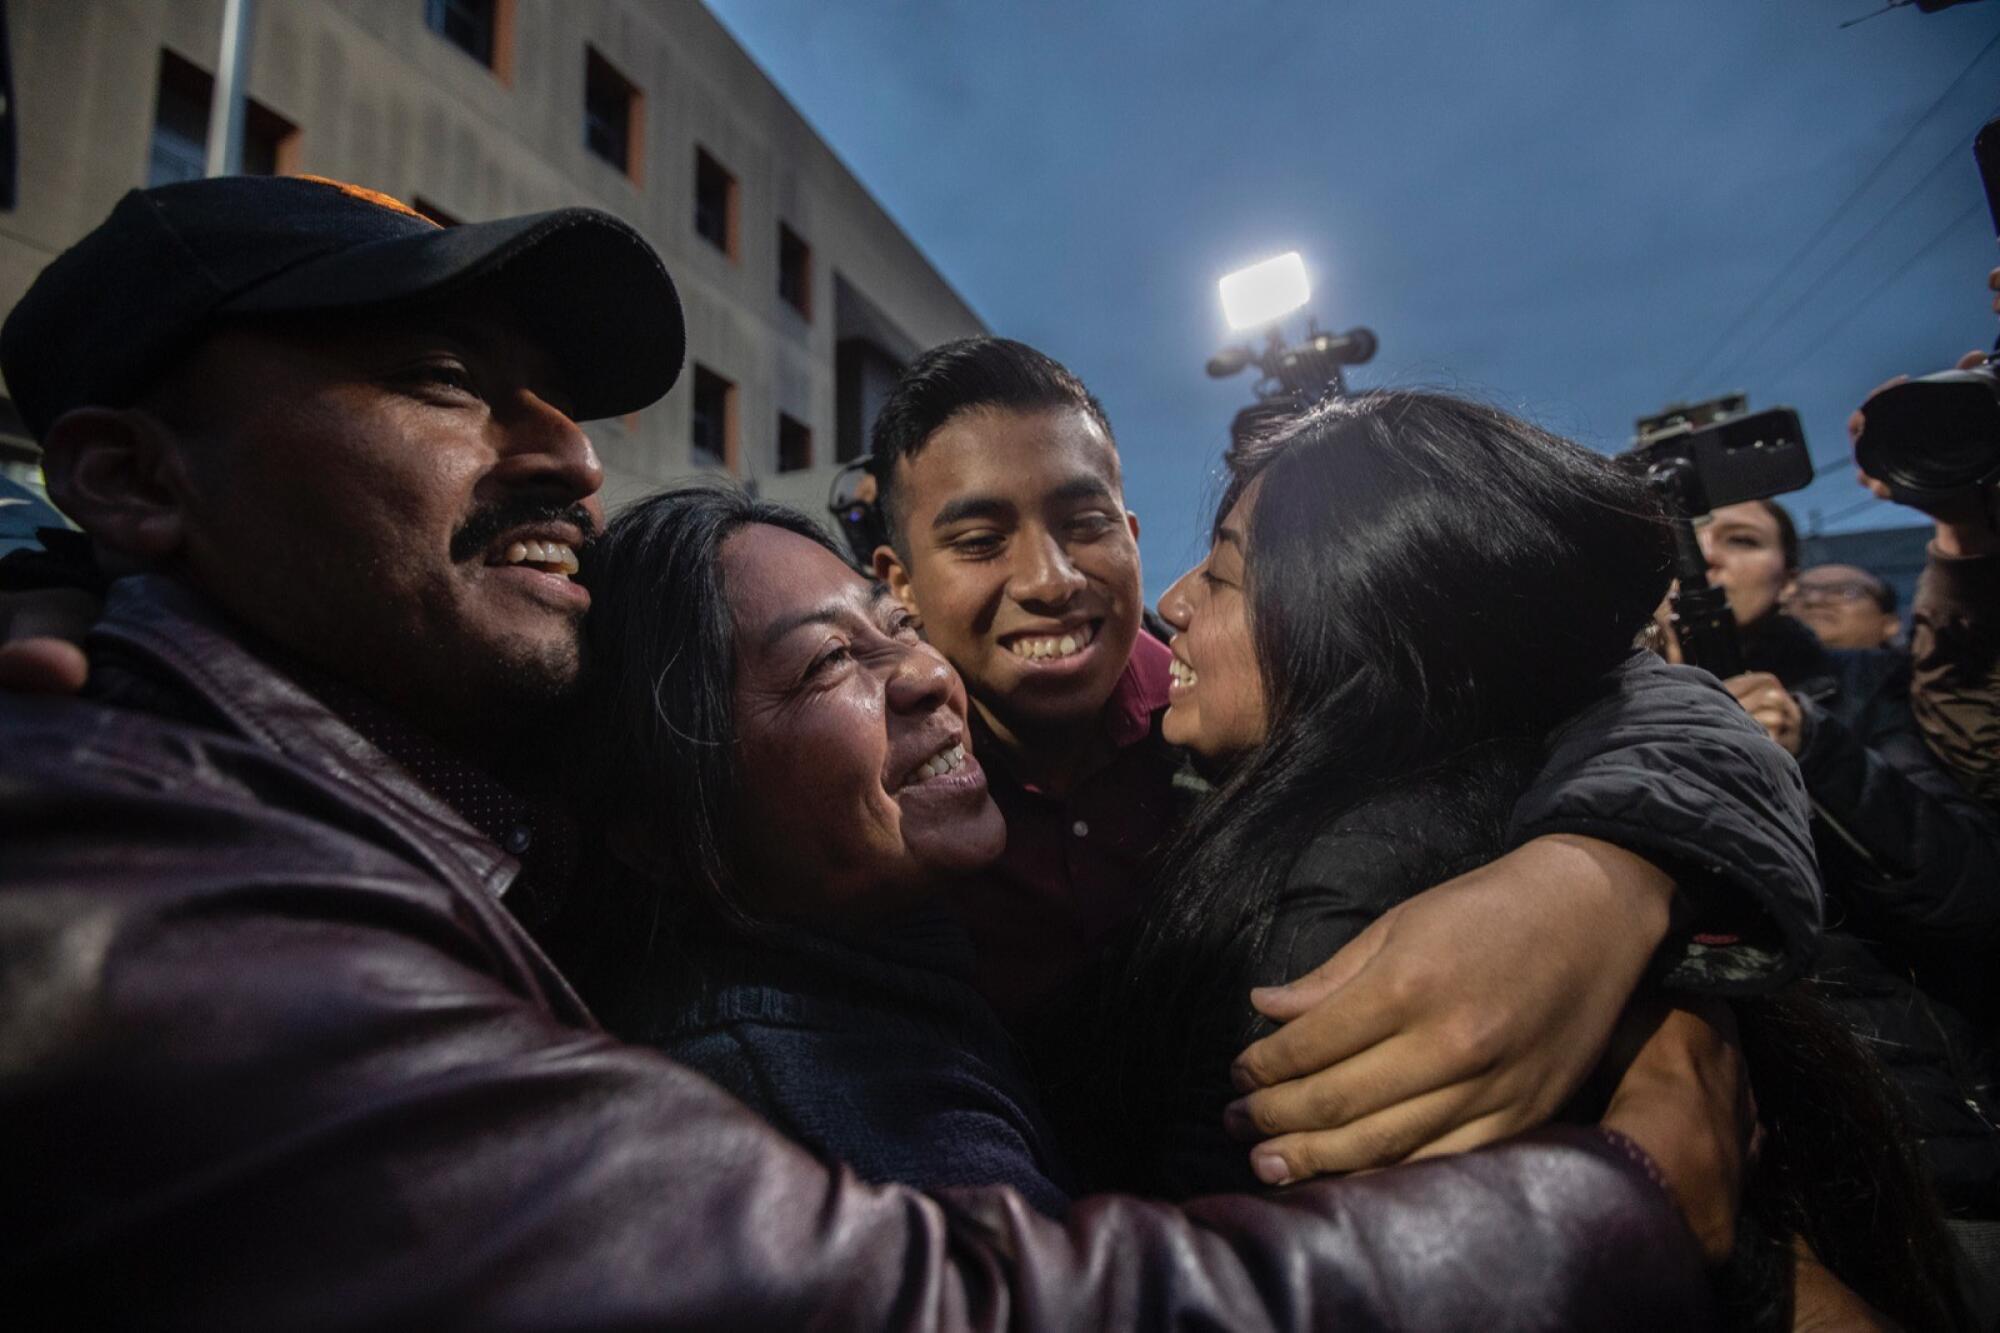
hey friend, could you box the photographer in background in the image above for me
[1668,493,2000,1305]
[1850,264,2000,811]
[1788,563,1902,652]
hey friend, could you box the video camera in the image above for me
[1623,394,1811,677]
[1851,115,2000,516]
[1204,252,1376,442]
[1627,395,1812,515]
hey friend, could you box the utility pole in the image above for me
[203,0,253,177]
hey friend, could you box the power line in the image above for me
[1761,197,1985,392]
[1667,28,2000,398]
[1813,492,1885,528]
[1714,112,1994,390]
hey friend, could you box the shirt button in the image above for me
[504,825,534,855]
[1071,820,1089,838]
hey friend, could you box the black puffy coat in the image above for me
[1081,655,1826,1199]
[1745,614,2000,1217]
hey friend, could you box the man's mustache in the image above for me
[450,501,600,563]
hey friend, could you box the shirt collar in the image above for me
[274,654,578,922]
[1105,629,1174,749]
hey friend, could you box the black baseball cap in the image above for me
[0,174,685,439]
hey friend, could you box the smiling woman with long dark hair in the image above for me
[1087,390,1672,1194]
[562,484,1071,1213]
[1079,389,1968,1329]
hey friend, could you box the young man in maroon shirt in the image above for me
[869,336,1820,1182]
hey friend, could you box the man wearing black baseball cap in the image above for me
[0,176,1731,1328]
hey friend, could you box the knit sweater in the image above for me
[649,909,1074,1217]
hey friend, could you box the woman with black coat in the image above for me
[1076,392,1968,1329]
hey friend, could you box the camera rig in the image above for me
[1624,394,1811,677]
[1206,320,1378,446]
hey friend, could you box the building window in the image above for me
[424,0,514,82]
[694,148,738,259]
[778,223,811,318]
[583,47,642,181]
[690,365,736,471]
[426,0,493,65]
[777,413,812,474]
[836,337,904,464]
[148,49,297,188]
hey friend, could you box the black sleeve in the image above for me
[1147,834,1456,1201]
[1508,651,1822,995]
[1795,670,2000,956]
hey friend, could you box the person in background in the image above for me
[1847,268,2000,810]
[1788,563,1901,651]
[868,337,1821,1188]
[1909,506,2000,809]
[1839,262,2000,1303]
[1681,495,2000,1311]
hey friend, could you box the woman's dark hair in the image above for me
[556,482,850,1022]
[1756,498,1800,574]
[1078,392,1966,1327]
[1093,389,1672,1171]
[1721,985,1971,1331]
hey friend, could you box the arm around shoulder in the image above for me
[1510,651,1821,994]
[0,701,1714,1330]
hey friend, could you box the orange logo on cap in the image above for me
[294,175,439,227]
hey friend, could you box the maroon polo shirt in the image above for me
[956,631,1184,1023]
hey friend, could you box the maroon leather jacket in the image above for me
[0,576,1715,1330]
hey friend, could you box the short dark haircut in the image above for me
[869,336,1114,554]
[564,482,849,1017]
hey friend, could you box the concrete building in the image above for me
[0,0,985,526]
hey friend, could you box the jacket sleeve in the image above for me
[1908,547,2000,809]
[1507,651,1822,995]
[0,705,1714,1332]
[1794,660,2000,955]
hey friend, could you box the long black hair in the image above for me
[555,482,852,1023]
[1083,392,1966,1328]
[1096,391,1671,1124]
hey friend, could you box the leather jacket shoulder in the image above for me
[0,575,1715,1330]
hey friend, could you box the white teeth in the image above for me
[499,539,580,578]
[1170,660,1198,688]
[909,741,967,786]
[1009,624,1094,660]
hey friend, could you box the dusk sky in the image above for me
[707,0,2000,598]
